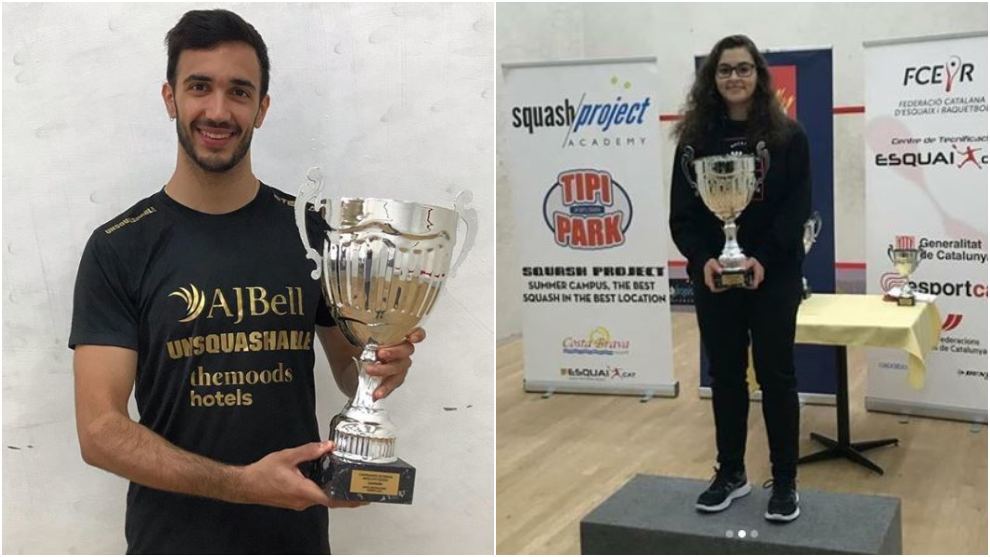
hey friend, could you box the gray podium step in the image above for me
[581,475,901,554]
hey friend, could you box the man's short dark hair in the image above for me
[165,9,270,97]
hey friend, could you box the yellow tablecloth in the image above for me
[798,293,942,389]
[745,293,942,391]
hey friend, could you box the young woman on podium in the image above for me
[669,34,811,523]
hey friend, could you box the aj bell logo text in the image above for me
[903,56,975,92]
[170,284,305,324]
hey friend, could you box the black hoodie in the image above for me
[669,117,812,283]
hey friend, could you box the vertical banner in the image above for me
[502,58,676,396]
[863,33,988,422]
[693,48,839,402]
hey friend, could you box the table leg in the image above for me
[798,346,899,475]
[851,438,899,451]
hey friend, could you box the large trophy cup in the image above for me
[802,211,822,299]
[692,154,758,288]
[294,168,475,504]
[887,235,922,307]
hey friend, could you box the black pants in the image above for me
[692,266,802,481]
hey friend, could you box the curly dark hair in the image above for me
[673,35,791,149]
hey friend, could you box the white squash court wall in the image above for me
[496,2,988,340]
[2,3,494,554]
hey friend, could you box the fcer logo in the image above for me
[543,169,632,249]
[903,56,975,93]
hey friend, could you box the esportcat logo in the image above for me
[169,284,306,324]
[878,274,988,298]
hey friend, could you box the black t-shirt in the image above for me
[669,117,812,283]
[69,183,336,554]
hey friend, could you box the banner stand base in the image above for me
[865,396,988,424]
[698,386,836,406]
[525,381,678,398]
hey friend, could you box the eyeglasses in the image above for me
[715,62,755,79]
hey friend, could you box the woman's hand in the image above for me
[743,257,765,289]
[703,259,728,293]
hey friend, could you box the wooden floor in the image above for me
[496,312,988,555]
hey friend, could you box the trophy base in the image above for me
[715,268,754,289]
[897,295,916,307]
[317,453,415,504]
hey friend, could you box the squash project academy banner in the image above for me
[863,32,988,422]
[502,58,676,396]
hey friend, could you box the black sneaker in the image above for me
[763,478,800,522]
[695,466,751,512]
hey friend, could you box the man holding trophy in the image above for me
[68,10,425,553]
[669,35,811,522]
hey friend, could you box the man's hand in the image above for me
[368,327,426,401]
[240,441,367,511]
[703,258,728,293]
[743,257,765,289]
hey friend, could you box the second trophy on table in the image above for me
[294,168,475,504]
[887,235,923,306]
[802,211,823,299]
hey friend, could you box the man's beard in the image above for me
[176,117,253,174]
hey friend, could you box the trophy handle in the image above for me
[450,189,478,278]
[352,346,386,411]
[295,167,327,280]
[887,244,895,263]
[811,211,822,238]
[680,145,698,193]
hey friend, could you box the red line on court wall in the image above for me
[659,105,865,121]
[835,262,866,270]
[668,260,866,270]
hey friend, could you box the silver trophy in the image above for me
[692,154,757,288]
[801,211,822,299]
[294,167,476,503]
[887,241,922,307]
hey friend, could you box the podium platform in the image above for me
[580,475,901,554]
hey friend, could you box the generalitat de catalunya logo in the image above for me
[543,169,632,249]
